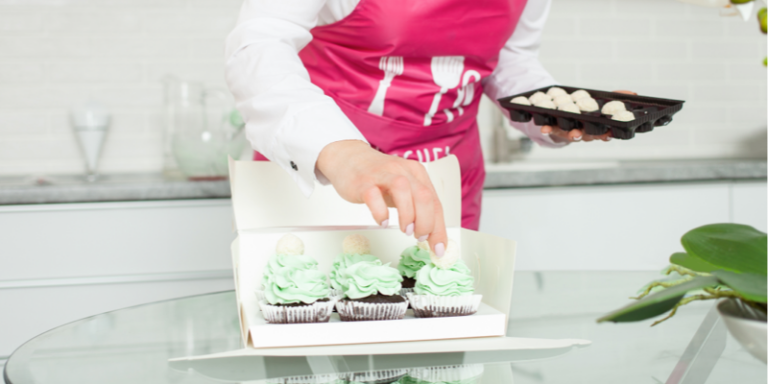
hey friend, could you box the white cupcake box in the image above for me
[229,156,511,350]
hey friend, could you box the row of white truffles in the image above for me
[511,87,636,122]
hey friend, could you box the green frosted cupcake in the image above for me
[333,234,407,321]
[406,364,485,383]
[397,240,432,292]
[258,234,335,324]
[407,239,482,318]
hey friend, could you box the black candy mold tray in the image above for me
[498,86,685,140]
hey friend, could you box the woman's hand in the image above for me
[317,140,448,257]
[540,90,637,143]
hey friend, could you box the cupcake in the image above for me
[334,235,408,321]
[258,234,336,324]
[266,374,345,384]
[406,364,484,384]
[407,239,482,318]
[329,234,382,297]
[344,369,408,384]
[396,240,432,295]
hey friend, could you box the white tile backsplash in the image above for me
[0,0,764,177]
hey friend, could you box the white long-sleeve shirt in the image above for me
[225,0,562,197]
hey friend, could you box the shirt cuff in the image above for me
[267,103,368,197]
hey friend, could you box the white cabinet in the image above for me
[480,181,766,271]
[0,200,236,357]
[731,182,767,232]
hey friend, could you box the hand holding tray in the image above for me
[498,86,685,140]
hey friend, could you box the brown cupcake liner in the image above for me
[259,297,338,324]
[406,293,482,318]
[255,288,267,306]
[407,364,484,382]
[343,369,408,384]
[399,287,414,298]
[266,373,342,384]
[335,299,408,321]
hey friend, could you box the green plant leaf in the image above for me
[597,276,720,323]
[670,252,720,273]
[713,270,768,303]
[681,224,767,275]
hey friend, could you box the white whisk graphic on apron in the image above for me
[367,56,404,116]
[424,56,464,126]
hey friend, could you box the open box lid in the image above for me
[227,155,461,231]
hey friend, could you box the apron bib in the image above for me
[261,0,527,229]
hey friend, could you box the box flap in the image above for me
[227,155,461,231]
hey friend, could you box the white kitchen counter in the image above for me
[0,159,764,205]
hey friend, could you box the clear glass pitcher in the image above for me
[163,76,246,180]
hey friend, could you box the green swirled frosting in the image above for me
[340,260,403,299]
[414,260,474,296]
[261,253,328,305]
[329,253,381,290]
[397,245,432,278]
[262,254,318,286]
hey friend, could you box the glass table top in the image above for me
[4,271,766,384]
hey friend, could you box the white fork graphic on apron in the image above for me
[424,56,464,126]
[367,56,404,116]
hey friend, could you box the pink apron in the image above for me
[259,0,527,229]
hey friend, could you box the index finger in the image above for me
[409,164,447,256]
[427,198,448,258]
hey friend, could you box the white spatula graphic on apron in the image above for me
[424,56,464,126]
[367,56,404,116]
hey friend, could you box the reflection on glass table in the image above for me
[4,272,766,384]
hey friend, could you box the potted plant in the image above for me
[597,223,767,363]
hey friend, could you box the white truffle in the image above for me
[342,234,371,255]
[276,234,304,256]
[546,87,568,98]
[553,94,573,106]
[510,96,531,106]
[558,103,581,114]
[611,110,635,122]
[430,239,460,269]
[570,90,591,101]
[576,97,599,112]
[533,99,556,109]
[417,240,430,252]
[528,91,549,104]
[601,100,627,115]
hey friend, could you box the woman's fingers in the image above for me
[427,199,448,258]
[385,175,416,235]
[408,165,437,242]
[541,125,613,143]
[568,129,583,141]
[362,186,389,227]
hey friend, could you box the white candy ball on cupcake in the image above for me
[342,234,371,255]
[430,239,461,269]
[275,234,304,255]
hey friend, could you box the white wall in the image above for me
[0,0,765,177]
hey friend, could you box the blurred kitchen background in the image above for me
[0,0,766,362]
[0,0,764,174]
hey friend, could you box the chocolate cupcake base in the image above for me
[406,293,482,318]
[336,294,408,321]
[408,364,484,383]
[266,373,342,384]
[260,297,338,324]
[343,369,408,384]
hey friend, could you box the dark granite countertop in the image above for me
[0,159,764,205]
